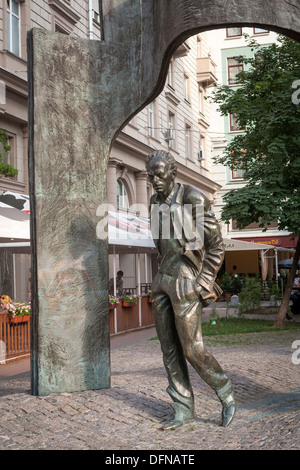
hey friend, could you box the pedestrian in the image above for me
[109,270,124,296]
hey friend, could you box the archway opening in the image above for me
[108,24,300,335]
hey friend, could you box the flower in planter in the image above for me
[122,294,140,303]
[7,301,31,318]
[109,294,119,305]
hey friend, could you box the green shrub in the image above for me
[219,272,233,294]
[217,272,242,295]
[0,129,18,177]
[238,276,262,315]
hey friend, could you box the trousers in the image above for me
[152,272,233,416]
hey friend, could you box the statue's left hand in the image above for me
[194,282,218,307]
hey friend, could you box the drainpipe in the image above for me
[137,252,141,327]
[275,248,279,286]
[89,0,93,39]
[145,253,148,283]
[113,245,117,334]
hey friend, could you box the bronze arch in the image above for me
[102,0,300,139]
[28,0,300,395]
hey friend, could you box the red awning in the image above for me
[234,235,298,249]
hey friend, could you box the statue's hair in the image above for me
[145,150,177,175]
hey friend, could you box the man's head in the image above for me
[145,150,177,199]
[117,271,123,279]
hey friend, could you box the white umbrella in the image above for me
[0,201,30,240]
[0,191,30,213]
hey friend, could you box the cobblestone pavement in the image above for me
[0,327,299,451]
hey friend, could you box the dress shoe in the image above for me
[217,384,236,427]
[160,402,194,431]
[221,401,236,427]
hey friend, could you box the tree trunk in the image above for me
[273,237,300,328]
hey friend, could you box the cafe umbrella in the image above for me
[0,201,30,241]
[278,258,300,269]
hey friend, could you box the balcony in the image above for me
[174,41,190,58]
[196,57,217,87]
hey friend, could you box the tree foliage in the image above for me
[210,35,300,236]
[210,35,300,327]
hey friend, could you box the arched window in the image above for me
[117,178,129,209]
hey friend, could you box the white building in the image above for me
[206,27,296,275]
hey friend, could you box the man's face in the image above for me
[147,157,175,198]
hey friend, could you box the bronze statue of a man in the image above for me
[145,149,235,430]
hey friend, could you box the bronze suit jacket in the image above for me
[150,183,224,305]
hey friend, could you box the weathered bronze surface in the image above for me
[28,1,300,396]
[146,150,235,428]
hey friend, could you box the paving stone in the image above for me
[0,328,299,450]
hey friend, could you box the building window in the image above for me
[167,112,175,149]
[167,60,174,89]
[117,179,129,209]
[91,0,104,39]
[0,135,11,165]
[232,168,245,179]
[229,114,244,132]
[254,53,264,66]
[228,57,243,85]
[185,124,191,159]
[226,27,242,38]
[49,0,81,35]
[198,85,204,114]
[231,151,246,179]
[55,24,69,34]
[184,74,190,102]
[253,27,269,35]
[198,134,206,164]
[92,0,101,24]
[7,0,21,57]
[148,102,154,137]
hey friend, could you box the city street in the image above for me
[0,324,299,451]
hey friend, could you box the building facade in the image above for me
[0,1,221,299]
[108,33,220,291]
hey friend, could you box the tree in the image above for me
[210,35,300,328]
[0,129,18,177]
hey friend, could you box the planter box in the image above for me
[109,303,119,310]
[9,315,31,324]
[122,301,137,308]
